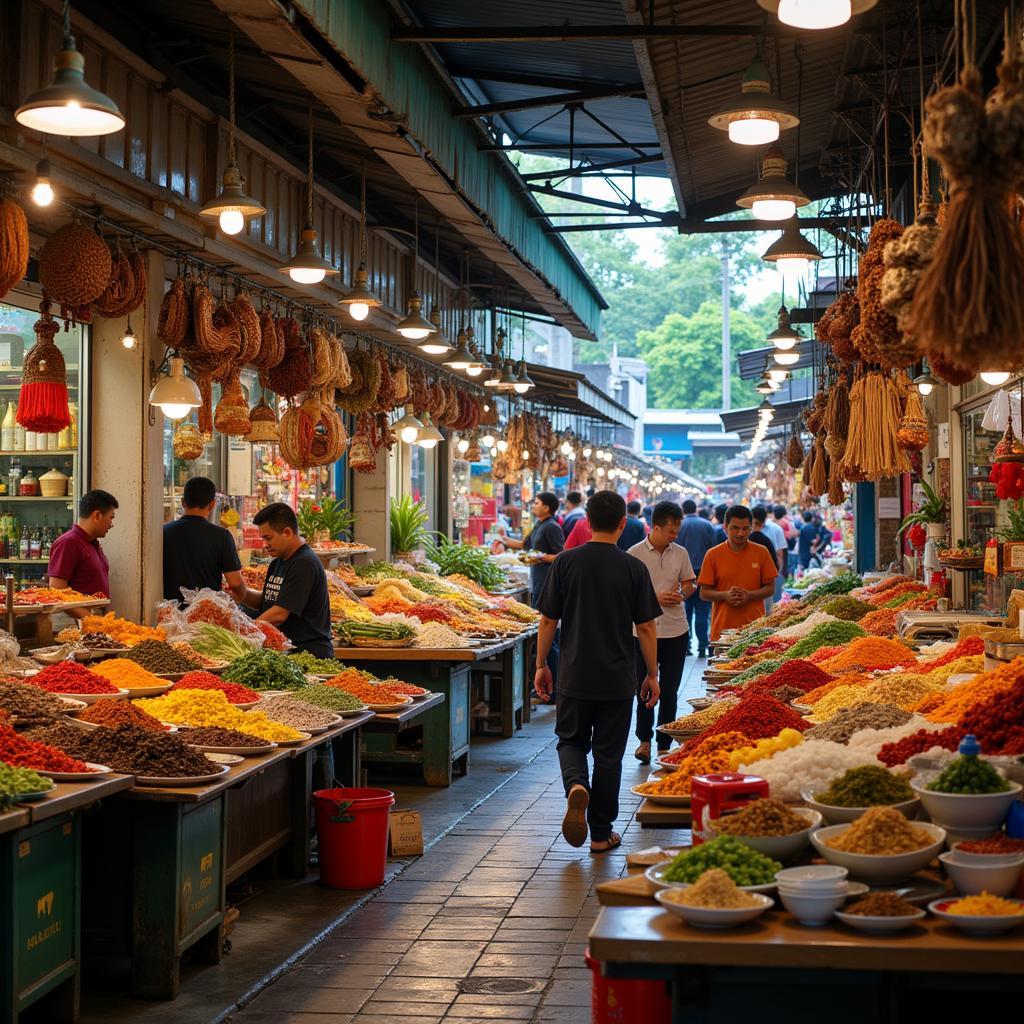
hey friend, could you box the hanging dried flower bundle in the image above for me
[786,431,804,469]
[881,196,940,332]
[897,384,930,451]
[823,379,851,461]
[840,370,910,481]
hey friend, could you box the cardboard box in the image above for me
[388,810,424,857]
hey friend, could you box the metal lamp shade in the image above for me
[708,57,799,145]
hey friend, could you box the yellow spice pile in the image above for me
[825,806,934,855]
[136,689,303,742]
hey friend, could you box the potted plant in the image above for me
[389,495,432,561]
[897,481,947,542]
[1000,499,1024,573]
[297,497,356,547]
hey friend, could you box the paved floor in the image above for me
[82,654,706,1024]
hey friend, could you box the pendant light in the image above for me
[512,299,535,393]
[980,371,1012,386]
[757,0,878,30]
[416,411,443,449]
[199,31,265,235]
[393,406,423,444]
[708,55,798,146]
[757,398,776,422]
[755,375,776,395]
[120,317,137,351]
[395,201,435,341]
[420,223,453,355]
[736,147,808,221]
[773,348,800,366]
[341,164,380,321]
[496,358,519,393]
[762,217,823,275]
[31,140,54,208]
[444,325,474,370]
[768,367,790,383]
[16,1,125,137]
[767,304,803,350]
[280,107,338,285]
[913,369,939,396]
[464,322,486,376]
[149,356,202,420]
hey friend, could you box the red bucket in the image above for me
[312,787,395,889]
[586,952,671,1024]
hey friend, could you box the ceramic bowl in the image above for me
[645,861,776,894]
[776,887,849,926]
[704,808,822,862]
[653,888,773,929]
[810,822,946,883]
[938,851,1024,897]
[833,907,926,934]
[774,865,849,888]
[928,897,1024,935]
[800,787,920,826]
[942,824,1010,849]
[911,779,1022,831]
[949,841,1024,866]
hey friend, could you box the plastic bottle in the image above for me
[12,407,24,452]
[1,402,14,450]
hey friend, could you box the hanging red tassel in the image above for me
[16,298,71,433]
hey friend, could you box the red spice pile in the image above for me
[918,635,985,672]
[170,671,260,703]
[877,726,960,766]
[0,722,92,772]
[956,835,1024,854]
[809,645,846,664]
[185,599,236,629]
[746,659,831,694]
[743,636,796,657]
[257,621,290,651]
[405,603,454,624]
[959,676,1024,754]
[700,693,810,743]
[30,661,119,694]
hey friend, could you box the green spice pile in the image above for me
[251,694,339,731]
[121,640,197,674]
[223,648,309,691]
[805,572,863,601]
[0,760,54,804]
[288,651,340,675]
[181,726,267,747]
[73,724,215,777]
[712,798,811,837]
[0,681,66,728]
[725,628,773,660]
[819,596,874,621]
[926,754,1011,793]
[815,765,915,807]
[844,893,920,917]
[785,620,866,660]
[290,683,365,712]
[730,658,784,687]
[806,704,912,745]
[663,835,781,887]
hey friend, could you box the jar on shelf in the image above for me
[39,468,68,497]
[19,471,39,497]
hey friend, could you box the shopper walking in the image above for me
[697,505,778,641]
[677,498,716,658]
[798,510,819,570]
[753,505,788,610]
[628,500,695,764]
[616,500,648,550]
[535,491,661,853]
[48,489,118,613]
[712,503,728,544]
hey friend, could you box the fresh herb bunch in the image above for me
[424,536,507,589]
[222,648,309,691]
[334,620,416,641]
[189,623,257,662]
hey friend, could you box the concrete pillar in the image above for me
[89,251,166,623]
[352,447,390,558]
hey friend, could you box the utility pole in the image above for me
[721,254,731,412]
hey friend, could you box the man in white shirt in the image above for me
[628,500,696,764]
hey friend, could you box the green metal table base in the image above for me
[472,641,525,737]
[1,812,80,1023]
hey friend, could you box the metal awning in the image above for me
[525,363,635,429]
[737,341,818,381]
[720,397,811,441]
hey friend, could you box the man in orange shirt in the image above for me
[697,505,778,641]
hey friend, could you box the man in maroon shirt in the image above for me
[48,489,117,615]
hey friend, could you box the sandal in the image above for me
[561,784,589,848]
[590,832,622,855]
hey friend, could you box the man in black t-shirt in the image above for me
[535,491,661,854]
[163,477,246,604]
[241,502,333,658]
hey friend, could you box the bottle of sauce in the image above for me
[12,405,24,452]
[1,402,14,450]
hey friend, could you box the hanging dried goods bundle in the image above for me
[332,335,352,391]
[909,58,1024,370]
[16,301,70,433]
[38,222,111,308]
[125,249,147,314]
[825,289,859,363]
[808,435,828,498]
[308,327,335,389]
[856,219,920,369]
[213,373,251,436]
[391,365,409,405]
[93,246,137,317]
[841,371,910,481]
[335,348,381,414]
[823,380,850,461]
[348,419,376,474]
[786,431,804,469]
[804,390,828,434]
[253,308,285,371]
[247,395,279,443]
[373,355,397,414]
[172,422,205,460]
[881,198,940,332]
[827,456,845,506]
[0,198,29,299]
[158,277,190,347]
[230,293,262,366]
[928,347,974,385]
[897,385,929,451]
[279,397,347,469]
[267,319,311,398]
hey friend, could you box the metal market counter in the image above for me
[334,633,533,786]
[588,904,1024,1022]
[81,712,372,1001]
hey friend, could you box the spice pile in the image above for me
[712,798,811,837]
[956,836,1024,854]
[0,761,53,803]
[248,694,339,732]
[77,631,127,651]
[138,690,303,742]
[814,765,915,807]
[664,700,738,732]
[170,672,260,704]
[182,726,266,748]
[819,596,874,621]
[662,869,760,909]
[288,651,341,675]
[825,806,934,855]
[91,659,166,689]
[171,642,217,667]
[0,681,67,727]
[72,724,215,777]
[944,893,1024,916]
[727,728,804,769]
[817,637,917,673]
[663,836,781,886]
[122,640,197,674]
[222,649,309,691]
[700,694,808,743]
[878,725,960,766]
[412,622,466,648]
[80,614,166,646]
[79,699,167,732]
[30,662,120,695]
[0,722,93,772]
[737,739,880,802]
[290,683,366,712]
[844,893,920,917]
[785,620,866,660]
[807,704,912,744]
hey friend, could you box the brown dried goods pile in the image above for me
[844,892,920,917]
[22,720,90,754]
[181,725,266,747]
[0,198,29,299]
[806,702,912,744]
[825,806,934,855]
[72,723,215,777]
[79,699,166,732]
[712,797,811,837]
[0,681,66,728]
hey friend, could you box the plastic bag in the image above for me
[982,389,1021,435]
[180,587,266,644]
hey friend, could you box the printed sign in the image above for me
[389,810,424,857]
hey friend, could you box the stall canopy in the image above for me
[524,363,636,429]
[720,396,812,442]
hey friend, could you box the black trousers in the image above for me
[555,694,633,843]
[633,633,688,749]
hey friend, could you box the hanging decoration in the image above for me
[840,371,910,481]
[172,421,205,460]
[17,298,71,433]
[897,384,929,451]
[247,394,279,443]
[267,318,311,398]
[335,348,382,415]
[279,396,347,469]
[880,195,940,332]
[0,197,29,300]
[38,221,111,316]
[213,371,251,437]
[786,430,804,468]
[822,378,850,461]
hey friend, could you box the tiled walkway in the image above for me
[226,656,705,1024]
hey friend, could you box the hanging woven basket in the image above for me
[248,395,279,443]
[17,301,70,433]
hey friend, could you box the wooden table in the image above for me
[2,774,134,1024]
[589,905,1024,1022]
[80,715,369,1000]
[635,799,692,829]
[334,639,528,785]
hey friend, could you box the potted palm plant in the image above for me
[897,481,947,542]
[389,495,432,561]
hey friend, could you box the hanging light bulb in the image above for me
[757,398,776,422]
[340,166,380,320]
[457,437,470,454]
[199,32,265,235]
[393,406,423,444]
[480,431,496,449]
[416,412,443,449]
[31,156,54,207]
[773,349,800,367]
[736,147,808,221]
[16,2,125,137]
[496,438,509,453]
[913,369,939,396]
[513,360,535,395]
[490,446,498,457]
[420,306,453,356]
[582,446,593,459]
[767,305,803,350]
[121,317,137,351]
[768,368,789,383]
[395,293,434,341]
[596,449,606,460]
[596,466,605,477]
[762,217,823,275]
[149,356,201,420]
[280,107,338,285]
[521,448,530,460]
[980,371,1011,386]
[567,451,576,461]
[756,376,775,395]
[758,0,876,31]
[560,440,572,455]
[708,56,798,146]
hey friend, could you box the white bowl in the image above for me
[775,865,848,887]
[705,808,822,862]
[950,841,1024,865]
[645,860,776,894]
[777,887,849,926]
[801,787,920,826]
[654,888,773,929]
[942,823,1010,849]
[938,851,1024,897]
[928,897,1024,935]
[911,779,1022,831]
[834,907,926,934]
[810,822,947,883]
